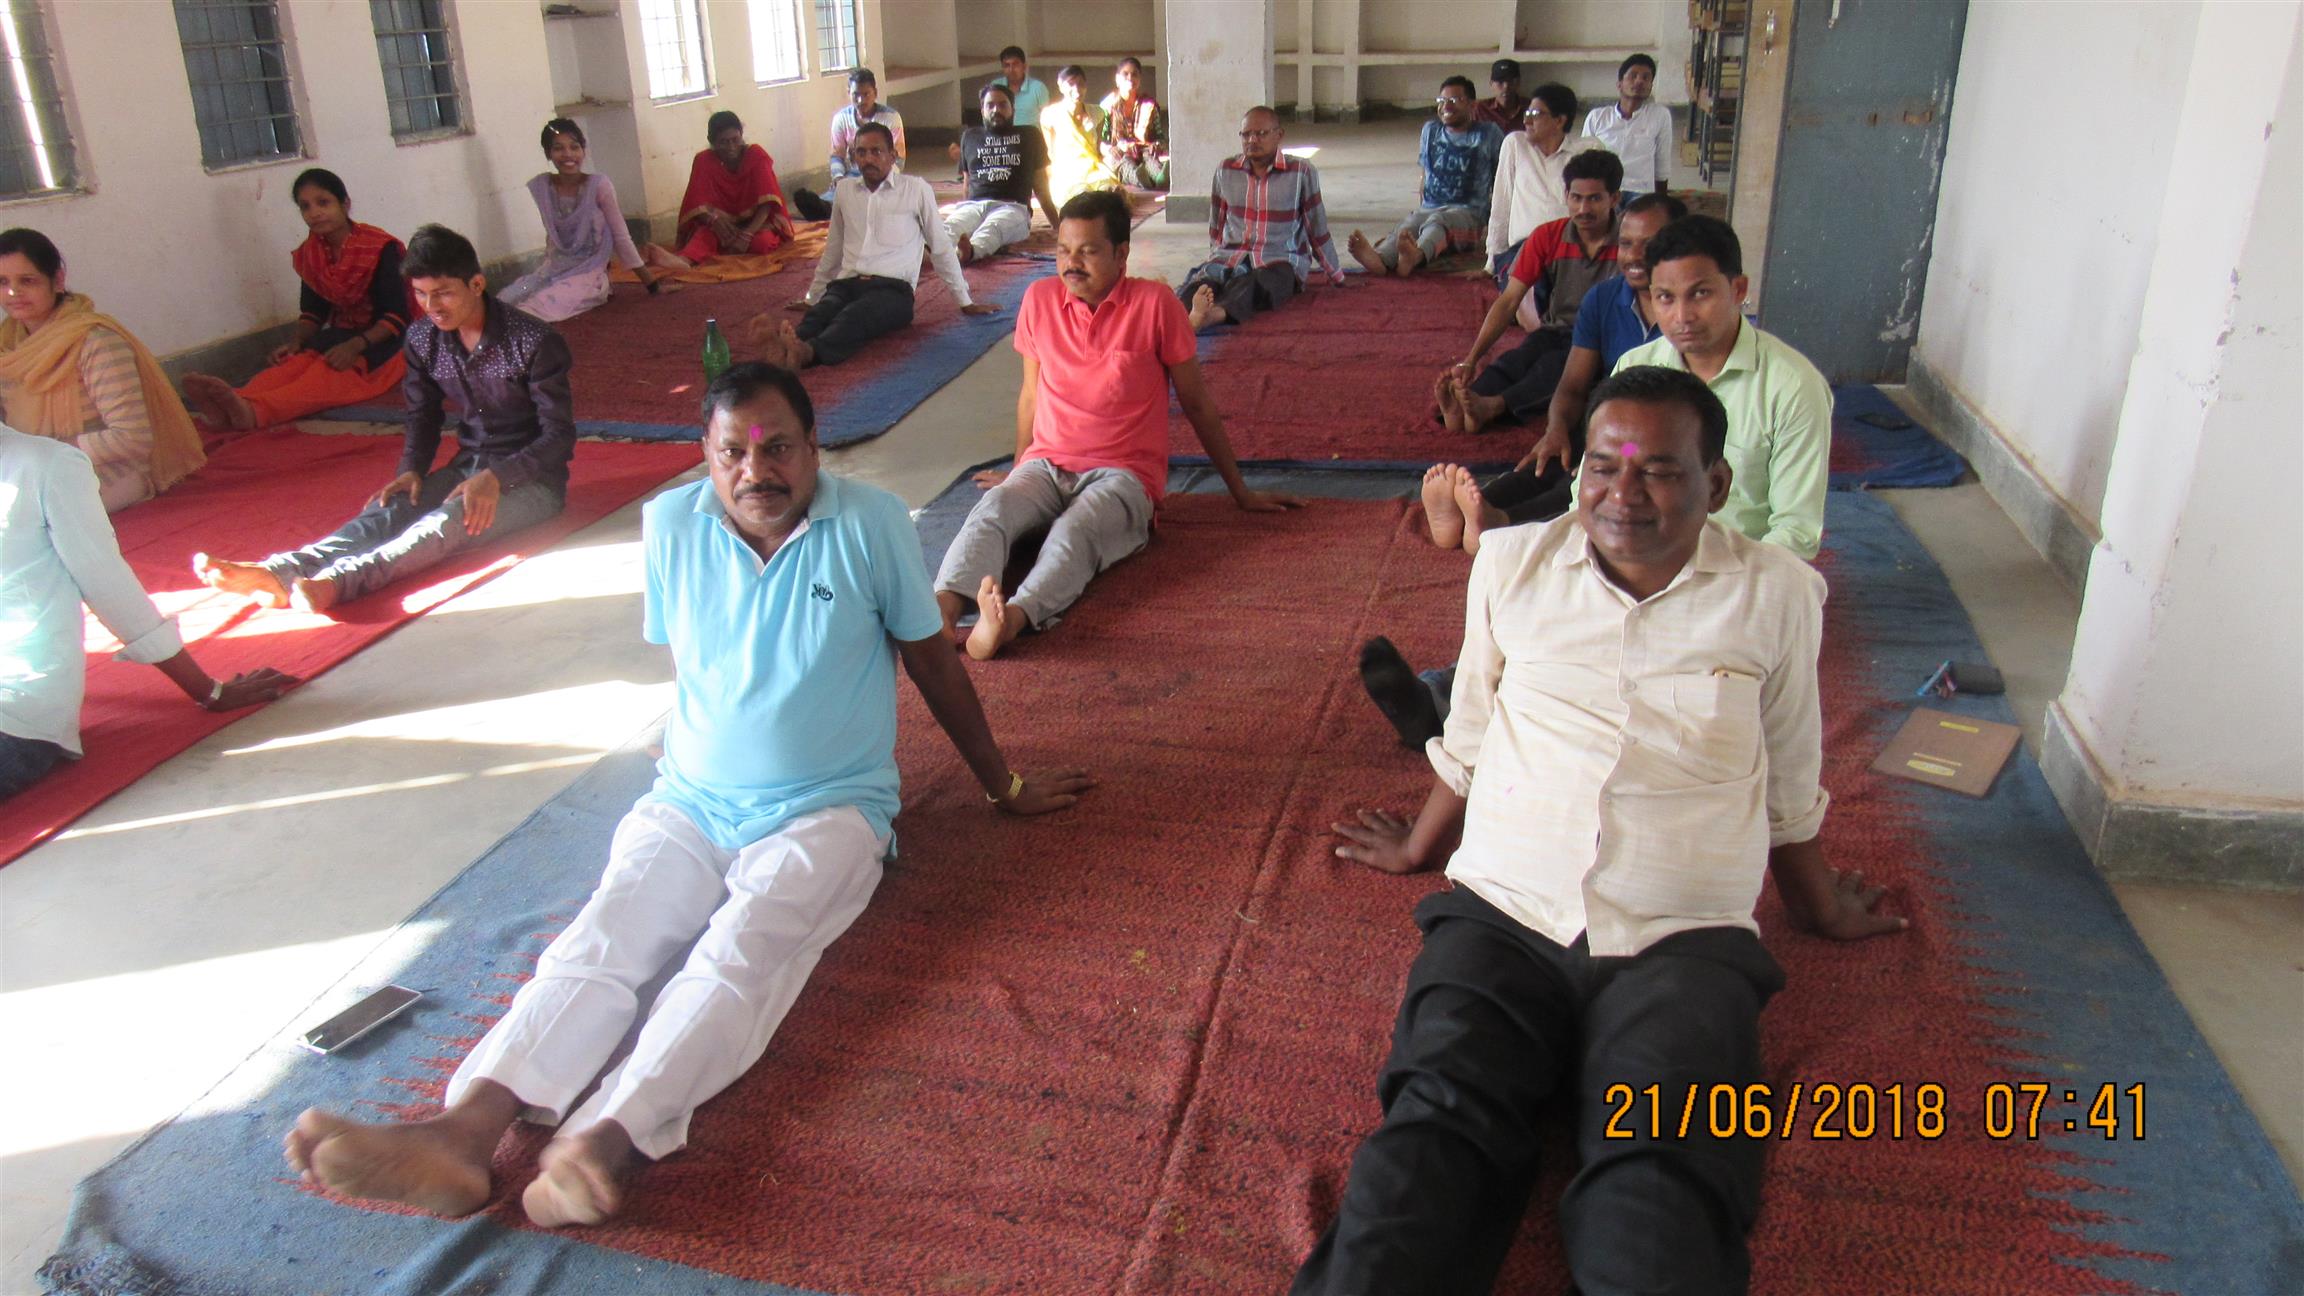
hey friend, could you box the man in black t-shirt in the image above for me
[945,82,1060,264]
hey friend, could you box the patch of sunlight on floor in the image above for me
[224,679,670,755]
[0,921,443,1156]
[51,754,603,841]
[419,538,648,615]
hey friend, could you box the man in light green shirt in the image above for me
[1608,214,1831,559]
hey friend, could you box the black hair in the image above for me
[1587,365,1730,466]
[540,117,586,153]
[1117,56,1142,74]
[848,67,876,87]
[1644,213,1743,278]
[853,121,895,148]
[706,110,743,141]
[0,227,62,279]
[1563,148,1624,194]
[1059,189,1131,246]
[1618,53,1658,81]
[702,361,815,436]
[291,167,349,206]
[998,45,1027,63]
[402,224,483,282]
[1622,191,1688,223]
[1529,82,1577,123]
[980,80,1014,103]
[1439,75,1477,99]
[1058,64,1086,85]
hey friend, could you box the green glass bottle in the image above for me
[701,318,731,383]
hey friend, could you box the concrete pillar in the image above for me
[1161,0,1274,222]
[2043,3,2303,886]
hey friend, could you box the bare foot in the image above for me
[1435,372,1467,434]
[1185,284,1228,331]
[1460,387,1509,435]
[1346,230,1387,277]
[284,1107,495,1217]
[522,1121,641,1229]
[643,245,691,271]
[194,552,289,608]
[290,576,341,615]
[776,322,818,370]
[182,373,256,430]
[1422,463,1465,550]
[956,239,977,266]
[965,575,1026,661]
[1453,468,1497,555]
[1395,238,1424,277]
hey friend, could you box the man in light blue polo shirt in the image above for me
[285,364,1089,1231]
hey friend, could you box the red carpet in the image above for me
[0,428,695,866]
[370,497,2153,1293]
[1172,274,1529,468]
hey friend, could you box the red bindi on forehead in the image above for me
[748,423,764,444]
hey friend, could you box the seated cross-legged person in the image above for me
[193,226,573,615]
[755,124,997,370]
[1485,83,1588,281]
[652,112,793,270]
[283,363,1091,1229]
[182,169,414,431]
[1177,107,1353,332]
[934,191,1306,660]
[1346,76,1502,278]
[1098,57,1169,191]
[2,426,293,802]
[1428,191,1687,554]
[945,82,1060,265]
[1303,368,1905,1296]
[1039,65,1123,206]
[1437,148,1622,436]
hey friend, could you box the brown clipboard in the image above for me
[1870,707,2022,798]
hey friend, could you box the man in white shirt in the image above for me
[754,124,997,370]
[1297,367,1903,1295]
[1582,53,1672,198]
[0,427,292,799]
[1485,82,1588,279]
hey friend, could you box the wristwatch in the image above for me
[206,679,225,707]
[986,771,1024,804]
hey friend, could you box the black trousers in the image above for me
[1177,260,1299,328]
[1469,327,1576,424]
[0,731,66,801]
[1292,886,1785,1296]
[790,187,832,221]
[798,276,915,366]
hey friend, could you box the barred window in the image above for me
[0,0,75,199]
[748,0,802,85]
[369,0,462,139]
[639,0,710,101]
[174,0,301,169]
[812,0,858,75]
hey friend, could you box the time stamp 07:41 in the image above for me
[1600,1081,2148,1142]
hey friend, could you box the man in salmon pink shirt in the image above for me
[933,190,1306,659]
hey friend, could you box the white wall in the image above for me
[1911,0,2204,532]
[19,0,555,359]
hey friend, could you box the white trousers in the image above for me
[446,799,886,1159]
[943,198,1034,257]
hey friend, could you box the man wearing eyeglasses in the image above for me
[1179,106,1353,332]
[1347,77,1505,279]
[1486,83,1590,284]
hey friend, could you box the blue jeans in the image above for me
[0,732,67,800]
[262,462,565,604]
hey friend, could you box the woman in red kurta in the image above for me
[657,111,795,267]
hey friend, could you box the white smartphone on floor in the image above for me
[299,985,423,1055]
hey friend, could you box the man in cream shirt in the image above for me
[1299,367,1904,1296]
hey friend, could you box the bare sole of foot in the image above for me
[522,1125,639,1229]
[290,576,341,615]
[286,1108,494,1217]
[1422,464,1465,550]
[1346,230,1388,278]
[194,552,290,608]
[1185,285,1228,331]
[965,575,1021,661]
[182,373,255,430]
[1454,468,1494,555]
[1436,374,1467,434]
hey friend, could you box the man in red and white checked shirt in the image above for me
[1177,106,1356,331]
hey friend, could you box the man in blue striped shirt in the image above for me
[1348,77,1505,277]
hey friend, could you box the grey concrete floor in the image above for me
[3,119,2297,1292]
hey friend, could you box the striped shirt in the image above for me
[74,327,156,512]
[1205,154,1343,284]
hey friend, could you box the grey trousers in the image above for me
[1376,205,1484,269]
[263,461,565,603]
[933,458,1153,630]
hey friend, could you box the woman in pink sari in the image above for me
[651,111,794,269]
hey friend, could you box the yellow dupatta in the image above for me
[0,294,206,493]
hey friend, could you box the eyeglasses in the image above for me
[1435,97,1470,107]
[1523,107,1558,119]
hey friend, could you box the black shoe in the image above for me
[1359,636,1442,749]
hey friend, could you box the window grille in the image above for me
[174,0,302,169]
[639,0,710,101]
[0,0,74,198]
[748,0,802,85]
[369,0,462,139]
[812,0,858,75]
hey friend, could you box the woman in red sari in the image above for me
[650,111,795,268]
[181,169,408,430]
